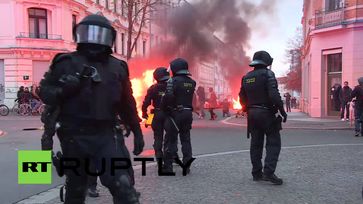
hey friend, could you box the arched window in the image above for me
[28,8,47,39]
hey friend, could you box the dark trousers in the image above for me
[341,102,350,119]
[286,102,291,112]
[354,106,362,133]
[57,128,138,204]
[151,111,167,159]
[164,110,193,168]
[248,108,281,177]
[209,108,216,119]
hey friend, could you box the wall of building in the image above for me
[0,0,152,106]
[302,0,363,117]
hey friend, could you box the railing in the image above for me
[17,32,62,40]
[315,8,344,29]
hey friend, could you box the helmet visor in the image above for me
[75,24,113,47]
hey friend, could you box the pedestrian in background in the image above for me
[291,97,297,109]
[350,78,363,136]
[222,98,231,117]
[340,81,352,121]
[196,86,206,119]
[284,92,291,112]
[208,87,218,120]
[22,87,32,104]
[15,86,24,104]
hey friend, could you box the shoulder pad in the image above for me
[108,56,130,78]
[119,59,130,76]
[50,52,73,69]
[266,69,276,78]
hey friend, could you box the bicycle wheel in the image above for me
[38,104,45,115]
[12,103,20,115]
[0,104,10,116]
[19,104,31,116]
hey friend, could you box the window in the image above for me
[114,0,117,13]
[326,0,344,11]
[28,8,47,39]
[114,34,117,53]
[106,0,109,9]
[121,33,125,55]
[327,53,342,72]
[72,15,77,29]
[142,40,146,56]
[72,15,77,40]
[121,0,125,16]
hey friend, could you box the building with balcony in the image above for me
[0,0,152,106]
[301,0,363,117]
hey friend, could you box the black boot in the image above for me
[263,174,283,185]
[252,173,263,181]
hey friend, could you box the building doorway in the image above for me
[326,53,342,116]
[0,60,4,102]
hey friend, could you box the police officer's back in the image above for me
[239,51,287,185]
[142,67,170,160]
[162,58,196,173]
[39,14,143,203]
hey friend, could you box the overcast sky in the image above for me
[246,0,303,77]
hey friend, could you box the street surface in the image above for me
[0,111,362,203]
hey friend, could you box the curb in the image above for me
[221,117,354,130]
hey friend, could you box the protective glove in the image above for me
[59,74,81,98]
[41,134,53,150]
[280,109,287,123]
[133,129,144,156]
[142,112,148,120]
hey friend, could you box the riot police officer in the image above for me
[39,14,144,203]
[162,58,196,173]
[142,67,170,161]
[239,51,287,185]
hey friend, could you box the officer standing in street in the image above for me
[162,58,196,174]
[39,14,144,204]
[142,67,170,163]
[239,51,287,185]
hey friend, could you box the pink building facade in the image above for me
[0,0,152,106]
[301,0,363,117]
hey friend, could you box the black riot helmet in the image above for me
[170,58,190,76]
[249,51,274,67]
[153,67,170,82]
[73,14,116,48]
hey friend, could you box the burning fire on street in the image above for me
[232,97,242,110]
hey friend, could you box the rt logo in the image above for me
[18,150,52,184]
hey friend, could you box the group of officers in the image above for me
[39,14,287,204]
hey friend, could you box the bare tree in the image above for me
[281,27,303,92]
[124,0,167,60]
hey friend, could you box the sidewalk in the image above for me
[41,144,363,204]
[224,110,354,130]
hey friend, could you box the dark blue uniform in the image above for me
[40,51,141,203]
[142,82,167,159]
[239,68,285,179]
[163,75,196,170]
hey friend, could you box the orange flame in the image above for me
[232,97,242,110]
[131,69,155,117]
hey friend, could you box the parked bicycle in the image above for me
[19,100,45,116]
[0,99,10,116]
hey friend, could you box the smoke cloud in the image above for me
[130,0,278,97]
